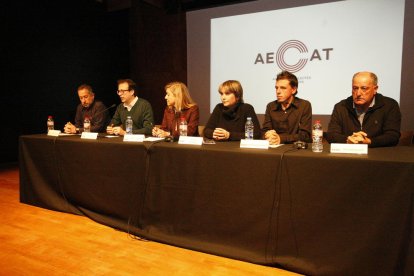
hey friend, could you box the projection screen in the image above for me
[187,0,413,130]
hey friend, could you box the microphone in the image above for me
[293,140,308,149]
[92,104,116,118]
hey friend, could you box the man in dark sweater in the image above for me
[326,71,401,147]
[64,84,109,134]
[106,79,154,136]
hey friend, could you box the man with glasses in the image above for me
[64,84,109,134]
[326,71,401,147]
[106,79,154,136]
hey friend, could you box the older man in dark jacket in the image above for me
[326,72,401,147]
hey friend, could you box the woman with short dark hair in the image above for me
[204,80,261,141]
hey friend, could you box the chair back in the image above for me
[398,130,414,146]
[198,125,205,137]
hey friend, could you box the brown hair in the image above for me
[117,79,137,96]
[218,80,244,103]
[276,71,298,94]
[77,84,94,95]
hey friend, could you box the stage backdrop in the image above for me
[187,0,413,130]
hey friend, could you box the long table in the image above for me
[19,134,414,275]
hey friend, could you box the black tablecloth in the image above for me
[19,134,414,275]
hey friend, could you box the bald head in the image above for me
[352,71,379,110]
[352,71,378,86]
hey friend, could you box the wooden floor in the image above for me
[0,164,301,276]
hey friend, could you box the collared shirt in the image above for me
[262,97,312,143]
[354,97,375,127]
[123,96,138,111]
[74,100,110,133]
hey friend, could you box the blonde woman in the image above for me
[152,82,199,138]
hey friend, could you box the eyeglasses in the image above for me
[117,89,130,94]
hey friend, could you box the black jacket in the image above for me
[326,93,401,147]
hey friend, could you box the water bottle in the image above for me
[83,116,91,132]
[47,116,54,132]
[312,120,323,152]
[125,116,133,135]
[179,117,188,136]
[245,117,254,140]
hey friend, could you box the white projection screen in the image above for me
[187,0,414,130]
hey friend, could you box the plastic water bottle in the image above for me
[245,117,254,140]
[125,116,133,135]
[179,117,188,136]
[312,120,323,152]
[47,116,54,132]
[83,116,91,132]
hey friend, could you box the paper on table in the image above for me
[144,137,165,142]
[269,144,284,148]
[58,133,78,136]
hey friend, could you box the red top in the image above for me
[160,105,199,138]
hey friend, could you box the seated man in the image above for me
[107,79,154,136]
[64,84,109,133]
[326,71,401,147]
[262,71,312,145]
